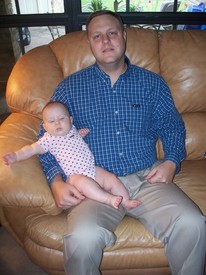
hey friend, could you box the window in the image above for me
[81,0,205,12]
[1,0,206,57]
[12,0,65,14]
[1,0,205,86]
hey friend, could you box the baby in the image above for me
[3,101,141,210]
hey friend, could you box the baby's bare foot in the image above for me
[122,199,141,210]
[106,195,123,209]
[113,196,123,209]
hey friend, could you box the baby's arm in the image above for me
[3,142,45,165]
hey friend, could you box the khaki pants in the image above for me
[63,163,206,275]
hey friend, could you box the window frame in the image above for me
[1,0,206,30]
[0,0,206,51]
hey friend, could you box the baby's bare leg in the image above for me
[96,167,141,210]
[69,174,122,209]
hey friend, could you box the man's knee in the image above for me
[182,208,204,226]
[63,225,116,269]
[165,212,206,275]
[174,210,206,243]
[64,224,116,249]
[63,228,104,275]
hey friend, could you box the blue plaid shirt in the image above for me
[38,58,186,185]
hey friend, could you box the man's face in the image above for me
[87,14,126,67]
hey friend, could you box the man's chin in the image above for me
[101,57,119,65]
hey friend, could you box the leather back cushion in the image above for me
[6,28,159,118]
[159,30,206,160]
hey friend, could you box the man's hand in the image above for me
[145,160,176,184]
[50,175,85,209]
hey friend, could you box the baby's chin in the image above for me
[53,129,70,136]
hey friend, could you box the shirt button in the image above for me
[115,110,119,115]
[113,90,116,93]
[119,152,123,156]
[116,131,120,135]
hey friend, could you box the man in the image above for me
[39,10,206,275]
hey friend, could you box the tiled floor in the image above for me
[0,226,47,275]
[0,113,10,125]
[25,26,65,53]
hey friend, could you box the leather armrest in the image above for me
[0,113,61,215]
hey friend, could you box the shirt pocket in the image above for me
[123,101,152,134]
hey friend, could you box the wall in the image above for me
[0,0,15,124]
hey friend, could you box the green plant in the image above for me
[89,0,107,11]
[129,0,143,12]
[130,3,136,12]
[177,0,189,12]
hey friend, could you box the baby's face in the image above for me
[43,104,72,136]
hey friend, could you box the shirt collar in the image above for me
[94,56,131,80]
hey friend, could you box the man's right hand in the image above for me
[50,175,85,209]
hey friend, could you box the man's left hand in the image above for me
[145,160,176,184]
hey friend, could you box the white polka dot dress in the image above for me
[38,126,95,179]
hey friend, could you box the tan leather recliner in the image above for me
[0,28,206,274]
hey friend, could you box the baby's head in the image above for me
[42,101,73,136]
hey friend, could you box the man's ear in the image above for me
[123,29,127,41]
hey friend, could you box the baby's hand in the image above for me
[2,152,17,165]
[79,128,90,138]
